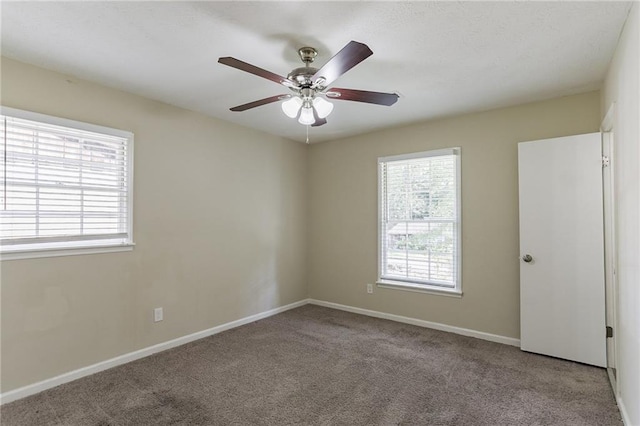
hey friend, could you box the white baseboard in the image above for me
[0,299,310,405]
[605,368,632,426]
[3,296,625,422]
[308,299,521,347]
[616,393,632,426]
[1,297,521,405]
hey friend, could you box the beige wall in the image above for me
[308,91,601,339]
[602,3,640,424]
[0,53,621,399]
[0,58,308,392]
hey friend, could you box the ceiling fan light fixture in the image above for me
[298,106,315,125]
[313,97,334,119]
[281,96,302,118]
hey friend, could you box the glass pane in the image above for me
[410,191,430,220]
[0,114,130,243]
[381,152,458,287]
[388,193,409,220]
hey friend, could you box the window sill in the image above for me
[376,280,462,298]
[1,242,135,261]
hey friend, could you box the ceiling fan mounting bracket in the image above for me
[298,47,318,65]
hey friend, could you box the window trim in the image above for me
[0,106,134,261]
[377,148,462,296]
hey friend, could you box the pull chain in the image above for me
[306,125,310,144]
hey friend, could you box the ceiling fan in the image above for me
[218,41,399,127]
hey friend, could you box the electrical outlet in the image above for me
[154,307,163,322]
[366,283,373,294]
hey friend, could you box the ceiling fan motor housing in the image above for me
[287,67,318,87]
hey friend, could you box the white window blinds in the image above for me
[0,109,133,250]
[379,148,460,290]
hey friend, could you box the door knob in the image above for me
[522,254,533,263]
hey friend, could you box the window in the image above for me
[378,148,461,295]
[1,107,134,260]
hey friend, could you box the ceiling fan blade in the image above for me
[219,57,298,89]
[229,94,291,112]
[311,108,327,127]
[325,88,399,106]
[312,41,373,88]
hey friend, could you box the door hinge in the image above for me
[606,326,613,338]
[602,156,610,167]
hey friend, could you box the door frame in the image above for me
[601,103,619,395]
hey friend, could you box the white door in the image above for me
[518,133,606,367]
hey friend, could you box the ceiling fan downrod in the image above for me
[287,47,319,88]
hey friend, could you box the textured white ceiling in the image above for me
[0,1,632,143]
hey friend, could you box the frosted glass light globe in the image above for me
[298,107,315,125]
[281,97,303,118]
[313,97,334,119]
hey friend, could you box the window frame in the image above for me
[377,148,462,296]
[0,106,135,261]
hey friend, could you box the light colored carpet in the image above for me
[1,305,621,425]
